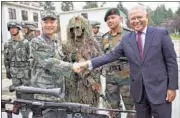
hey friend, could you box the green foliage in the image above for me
[61,2,74,11]
[170,34,180,40]
[117,2,128,16]
[83,2,98,9]
[150,4,175,26]
[176,8,180,16]
[100,2,106,7]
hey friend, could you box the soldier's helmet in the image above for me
[90,21,101,28]
[7,21,21,31]
[21,22,37,31]
[41,10,57,20]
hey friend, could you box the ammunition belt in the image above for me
[109,65,122,71]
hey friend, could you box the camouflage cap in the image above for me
[21,22,37,30]
[90,21,101,28]
[7,21,21,31]
[104,8,121,22]
[41,10,57,20]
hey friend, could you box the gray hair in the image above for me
[128,5,148,16]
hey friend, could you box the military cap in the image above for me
[21,22,37,31]
[41,10,57,20]
[90,21,101,28]
[104,8,121,22]
[7,21,21,31]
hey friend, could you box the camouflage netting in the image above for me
[64,15,102,107]
[67,15,91,43]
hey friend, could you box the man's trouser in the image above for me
[12,77,33,118]
[106,83,136,118]
[120,85,136,118]
[106,83,121,117]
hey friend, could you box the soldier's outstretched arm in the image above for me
[38,57,77,78]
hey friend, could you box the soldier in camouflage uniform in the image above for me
[63,15,102,108]
[21,22,37,41]
[4,21,31,118]
[90,21,103,47]
[29,10,74,118]
[102,8,135,118]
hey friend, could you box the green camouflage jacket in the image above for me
[30,34,73,101]
[4,37,30,81]
[102,27,132,85]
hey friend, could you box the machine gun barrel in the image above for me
[9,86,62,97]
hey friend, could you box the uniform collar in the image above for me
[109,28,122,37]
[41,33,56,42]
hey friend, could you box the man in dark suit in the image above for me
[74,5,178,118]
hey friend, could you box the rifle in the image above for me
[1,99,19,118]
[9,85,62,97]
[9,86,136,118]
[14,99,136,113]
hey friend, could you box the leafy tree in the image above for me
[117,2,128,16]
[175,3,180,16]
[40,2,55,11]
[61,2,74,11]
[100,2,106,7]
[167,8,173,18]
[173,4,180,34]
[150,4,173,26]
[83,2,98,9]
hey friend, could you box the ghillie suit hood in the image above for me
[65,15,101,61]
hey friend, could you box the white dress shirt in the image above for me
[136,26,147,52]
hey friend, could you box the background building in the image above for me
[59,7,127,41]
[1,1,43,50]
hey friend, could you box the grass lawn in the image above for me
[170,34,180,40]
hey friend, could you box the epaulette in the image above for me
[123,26,133,32]
[102,32,109,38]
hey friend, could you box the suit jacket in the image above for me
[91,26,178,104]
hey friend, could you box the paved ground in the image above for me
[1,40,180,118]
[172,40,180,118]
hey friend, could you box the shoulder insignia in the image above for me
[123,27,133,32]
[102,32,109,38]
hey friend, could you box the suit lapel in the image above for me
[142,26,154,63]
[130,32,142,64]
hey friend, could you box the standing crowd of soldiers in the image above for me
[4,8,135,118]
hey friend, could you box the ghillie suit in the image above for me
[63,15,101,106]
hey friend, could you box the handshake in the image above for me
[72,61,89,73]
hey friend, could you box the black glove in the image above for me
[6,71,11,79]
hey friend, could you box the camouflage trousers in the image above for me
[11,77,33,118]
[106,84,135,118]
[11,76,33,100]
[120,85,136,118]
[10,67,33,118]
